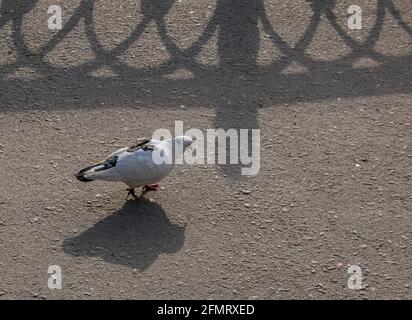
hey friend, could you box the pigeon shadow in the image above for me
[62,198,185,271]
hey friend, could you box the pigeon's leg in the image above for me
[127,188,138,199]
[143,184,159,191]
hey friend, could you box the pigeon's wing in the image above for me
[126,138,155,152]
[103,147,129,161]
[75,154,121,182]
[101,138,155,161]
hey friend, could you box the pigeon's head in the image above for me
[174,135,193,151]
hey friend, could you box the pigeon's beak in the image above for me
[186,135,201,152]
[183,136,193,150]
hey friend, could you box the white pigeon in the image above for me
[76,136,193,198]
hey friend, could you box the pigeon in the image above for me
[75,136,193,199]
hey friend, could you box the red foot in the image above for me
[143,184,159,191]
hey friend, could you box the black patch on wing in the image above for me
[127,138,154,152]
[99,155,118,170]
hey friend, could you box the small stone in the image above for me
[95,194,103,198]
[242,189,251,195]
[316,283,326,289]
[244,203,250,208]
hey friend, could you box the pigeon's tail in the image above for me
[75,156,120,182]
[75,164,100,182]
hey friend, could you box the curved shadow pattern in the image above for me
[0,0,409,84]
[62,199,186,270]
